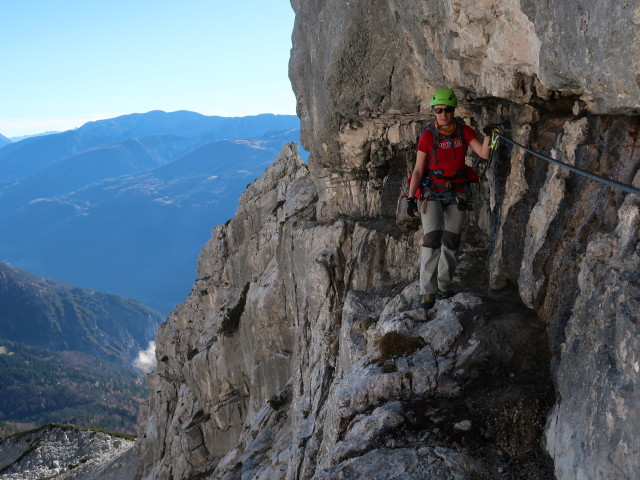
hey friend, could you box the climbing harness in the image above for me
[418,121,472,212]
[493,133,640,197]
[400,121,477,214]
[422,174,466,208]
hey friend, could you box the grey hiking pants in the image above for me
[419,196,466,295]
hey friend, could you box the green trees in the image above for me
[0,341,146,436]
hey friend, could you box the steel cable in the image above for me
[319,132,640,198]
[495,133,640,196]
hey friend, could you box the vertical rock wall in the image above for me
[288,0,640,478]
[135,146,312,479]
[135,145,422,479]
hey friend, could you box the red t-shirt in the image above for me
[417,124,477,193]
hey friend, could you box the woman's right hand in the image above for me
[406,197,418,217]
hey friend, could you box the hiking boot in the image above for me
[438,287,455,299]
[420,294,436,311]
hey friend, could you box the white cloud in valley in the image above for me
[134,341,157,373]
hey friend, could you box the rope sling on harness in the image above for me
[491,133,640,197]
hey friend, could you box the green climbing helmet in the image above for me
[430,88,458,107]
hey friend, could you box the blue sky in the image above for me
[0,1,297,138]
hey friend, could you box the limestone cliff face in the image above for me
[136,1,640,479]
[136,142,556,480]
[289,1,640,476]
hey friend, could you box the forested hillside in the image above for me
[0,341,145,435]
[0,262,161,365]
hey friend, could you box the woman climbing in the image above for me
[406,88,499,311]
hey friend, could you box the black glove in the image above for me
[483,123,504,136]
[406,197,418,217]
[456,198,469,212]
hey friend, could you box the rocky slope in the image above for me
[134,1,639,480]
[135,144,557,480]
[0,424,136,480]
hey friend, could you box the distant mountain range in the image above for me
[0,111,304,313]
[0,133,10,148]
[0,261,162,365]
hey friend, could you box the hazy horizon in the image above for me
[0,1,297,138]
[4,110,300,141]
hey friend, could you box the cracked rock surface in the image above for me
[0,425,136,480]
[135,1,639,479]
[135,145,555,480]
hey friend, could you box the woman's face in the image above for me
[433,105,455,127]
